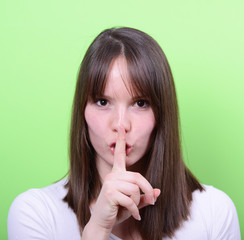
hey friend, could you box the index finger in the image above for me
[112,125,126,172]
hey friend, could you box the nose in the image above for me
[111,106,131,133]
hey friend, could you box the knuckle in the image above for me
[127,198,135,208]
[130,185,139,194]
[132,172,141,181]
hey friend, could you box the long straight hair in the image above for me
[64,27,203,239]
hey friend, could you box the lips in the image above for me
[110,143,116,154]
[110,143,132,156]
[126,144,132,156]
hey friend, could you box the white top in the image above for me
[8,179,241,240]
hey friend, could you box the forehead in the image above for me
[102,57,140,97]
[102,57,132,97]
[108,57,128,77]
[87,54,152,102]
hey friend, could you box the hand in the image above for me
[87,125,161,234]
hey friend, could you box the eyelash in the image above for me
[134,100,149,108]
[96,99,109,107]
[95,98,150,108]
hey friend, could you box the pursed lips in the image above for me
[109,142,132,156]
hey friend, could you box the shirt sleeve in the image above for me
[209,186,241,240]
[8,189,53,240]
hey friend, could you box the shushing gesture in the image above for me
[82,125,160,239]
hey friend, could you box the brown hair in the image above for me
[64,27,203,239]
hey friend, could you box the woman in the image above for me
[8,27,241,240]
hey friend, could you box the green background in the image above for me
[1,0,243,239]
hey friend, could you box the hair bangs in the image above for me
[85,39,123,102]
[125,50,161,117]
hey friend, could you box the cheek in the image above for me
[85,107,102,150]
[84,105,99,135]
[84,108,96,131]
[84,105,107,137]
[135,113,155,137]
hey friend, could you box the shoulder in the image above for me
[169,185,241,240]
[192,185,235,208]
[8,178,68,218]
[191,185,241,239]
[8,179,80,240]
[192,185,238,218]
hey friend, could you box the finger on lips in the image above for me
[112,125,127,172]
[109,124,160,221]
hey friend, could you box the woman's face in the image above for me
[85,57,155,179]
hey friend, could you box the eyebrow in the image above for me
[93,94,113,101]
[95,93,148,101]
[131,95,148,100]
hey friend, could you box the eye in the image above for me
[96,99,109,107]
[134,100,149,108]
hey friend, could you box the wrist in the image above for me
[82,218,112,240]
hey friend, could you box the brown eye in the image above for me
[135,100,149,108]
[96,99,108,107]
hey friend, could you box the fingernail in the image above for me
[151,196,155,205]
[154,189,161,203]
[137,214,141,221]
